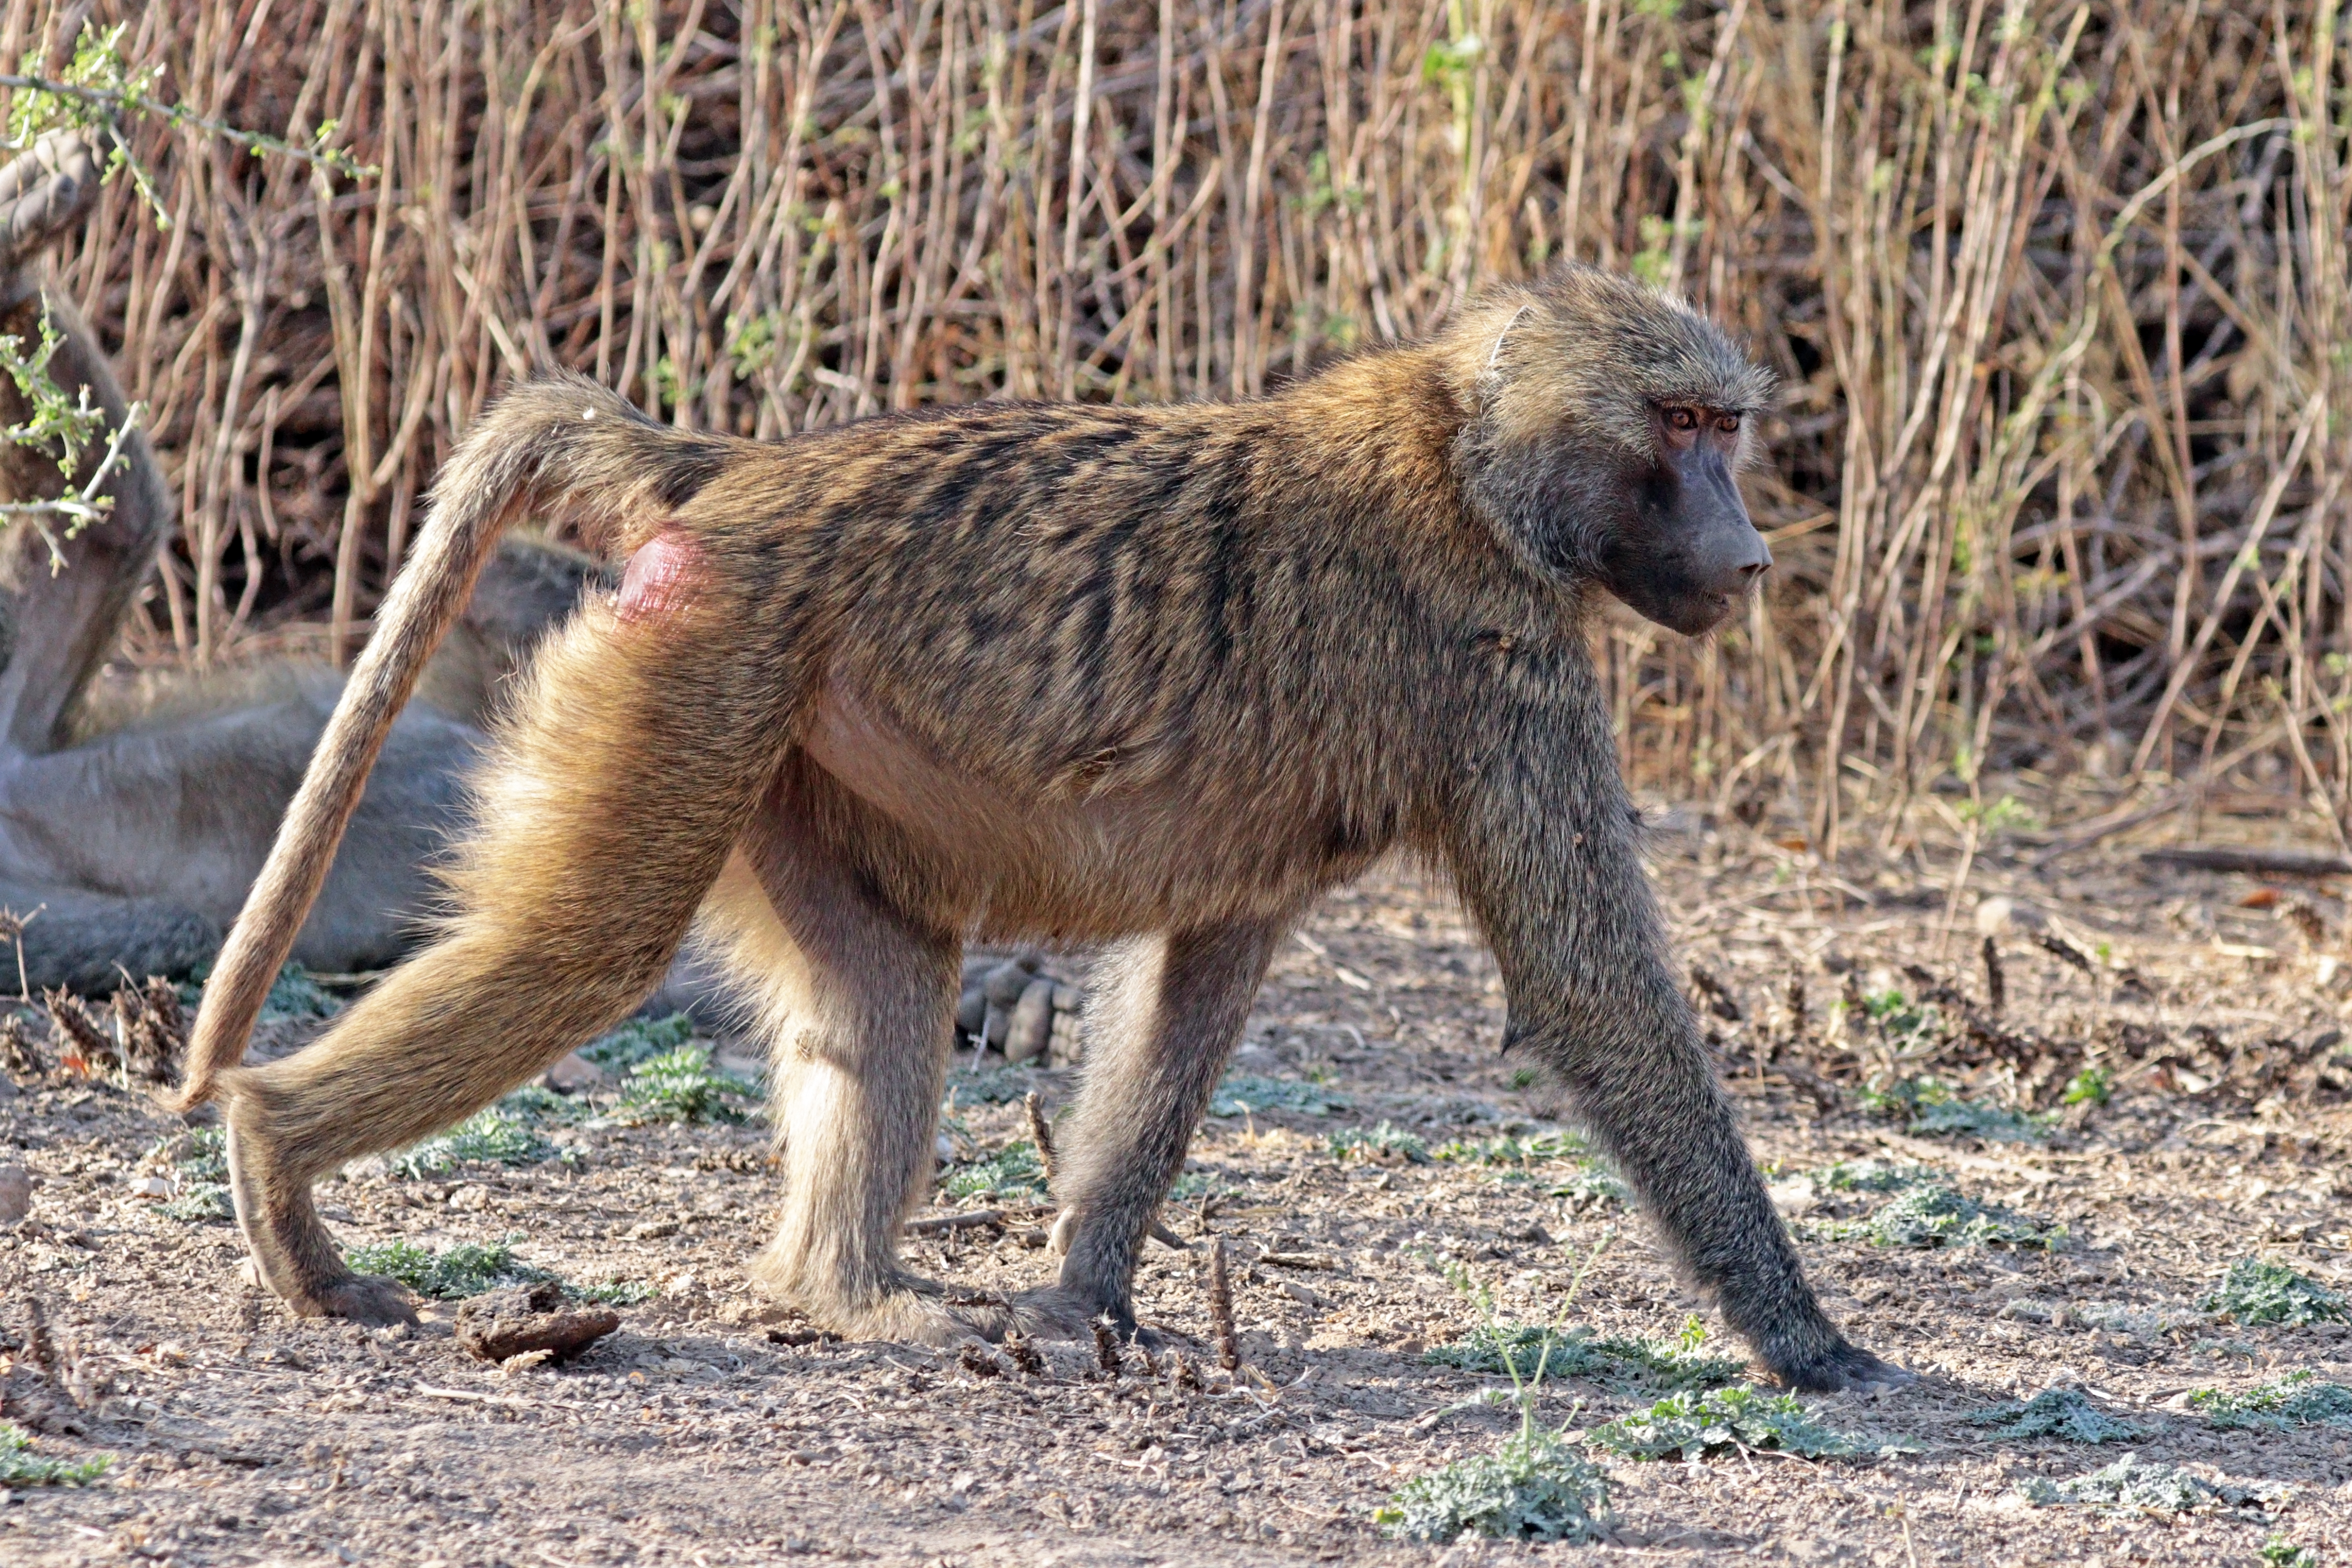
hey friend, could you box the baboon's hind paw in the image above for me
[292,1273,422,1329]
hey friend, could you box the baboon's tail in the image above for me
[173,373,732,1110]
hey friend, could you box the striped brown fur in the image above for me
[189,263,1899,1391]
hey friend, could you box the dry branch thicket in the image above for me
[13,0,2351,851]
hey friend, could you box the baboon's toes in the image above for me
[1775,1340,1913,1394]
[1005,1284,1123,1343]
[305,1273,423,1329]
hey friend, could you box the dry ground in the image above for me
[7,799,2352,1566]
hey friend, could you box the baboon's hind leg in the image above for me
[718,785,979,1344]
[1018,919,1285,1339]
[222,608,791,1325]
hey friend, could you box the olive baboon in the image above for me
[183,264,1904,1392]
[0,133,603,994]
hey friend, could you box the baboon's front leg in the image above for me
[730,783,978,1344]
[1446,697,1905,1392]
[1018,919,1284,1339]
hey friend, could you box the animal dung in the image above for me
[454,1281,620,1364]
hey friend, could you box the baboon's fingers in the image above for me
[0,130,98,294]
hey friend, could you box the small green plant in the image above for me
[581,1012,695,1074]
[617,1044,758,1124]
[387,1105,554,1177]
[1208,1073,1346,1118]
[145,1127,232,1222]
[572,1278,658,1307]
[1434,1130,1593,1166]
[1967,1387,2144,1444]
[344,1238,553,1298]
[2061,1067,2111,1106]
[1826,1182,2064,1250]
[1426,1316,1742,1392]
[941,1139,1046,1199]
[1587,1386,1859,1461]
[1550,1162,1631,1209]
[2202,1259,2349,1326]
[2263,1537,2321,1567]
[2191,1371,2352,1431]
[1328,1121,1431,1163]
[1380,1234,1617,1543]
[1168,1169,1239,1203]
[1812,1160,1941,1192]
[1374,1428,1612,1544]
[2014,1452,2289,1517]
[1860,1077,2048,1143]
[0,1422,107,1485]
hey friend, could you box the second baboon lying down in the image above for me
[0,131,611,994]
[184,265,1903,1392]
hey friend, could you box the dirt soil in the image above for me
[8,805,2352,1567]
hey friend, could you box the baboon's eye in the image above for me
[1716,412,1742,434]
[1666,406,1699,432]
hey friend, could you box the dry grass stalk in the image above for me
[1206,1235,1239,1372]
[3,1,2345,843]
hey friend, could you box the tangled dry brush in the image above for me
[13,0,2351,849]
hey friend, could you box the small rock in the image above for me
[1974,896,2048,936]
[0,1163,30,1224]
[1051,983,1081,1014]
[130,1174,173,1200]
[1003,977,1055,1064]
[540,1051,604,1092]
[953,985,988,1035]
[626,1219,679,1240]
[454,1281,620,1364]
[447,1183,491,1211]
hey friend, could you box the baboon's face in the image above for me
[1593,401,1771,636]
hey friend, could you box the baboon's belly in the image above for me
[800,682,1353,934]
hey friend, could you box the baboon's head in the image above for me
[1445,265,1776,636]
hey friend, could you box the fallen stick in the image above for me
[905,1208,1002,1234]
[2142,846,2352,878]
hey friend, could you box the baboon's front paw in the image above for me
[291,1273,421,1329]
[1770,1339,1912,1394]
[1008,1284,1129,1342]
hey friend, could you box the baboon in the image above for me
[182,263,1904,1392]
[0,132,604,994]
